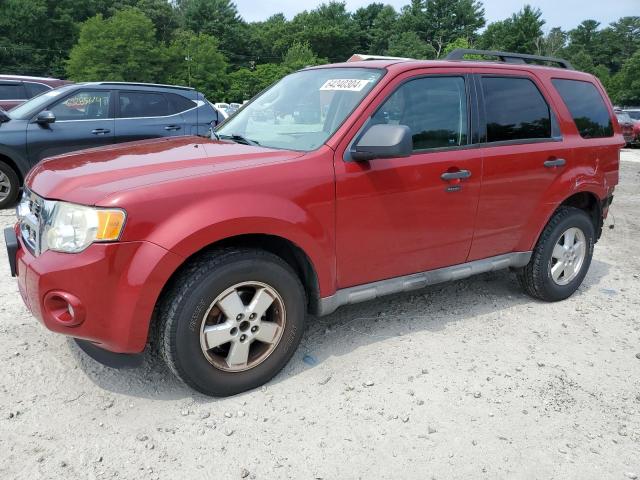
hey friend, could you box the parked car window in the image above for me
[616,112,633,124]
[482,77,552,142]
[372,76,468,150]
[0,83,26,100]
[167,93,196,114]
[24,82,50,98]
[552,79,613,138]
[118,92,170,118]
[50,91,111,120]
[626,110,640,121]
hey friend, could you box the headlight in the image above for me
[43,202,126,253]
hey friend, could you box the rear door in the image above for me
[468,70,573,261]
[26,89,115,163]
[114,90,185,143]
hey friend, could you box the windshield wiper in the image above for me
[218,133,260,146]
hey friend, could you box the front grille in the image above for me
[18,189,48,256]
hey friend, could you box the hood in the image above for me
[27,136,305,205]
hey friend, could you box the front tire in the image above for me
[517,206,595,302]
[159,248,306,397]
[0,161,20,209]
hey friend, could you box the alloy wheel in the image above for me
[550,227,587,286]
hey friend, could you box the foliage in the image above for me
[0,0,638,104]
[66,8,164,82]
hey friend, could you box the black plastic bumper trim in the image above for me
[4,227,18,277]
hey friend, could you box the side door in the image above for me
[334,70,482,288]
[26,89,115,164]
[114,90,185,143]
[467,70,573,261]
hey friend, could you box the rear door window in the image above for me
[552,79,613,138]
[372,76,468,151]
[24,82,50,98]
[481,76,552,142]
[0,82,26,100]
[167,93,196,114]
[118,91,170,118]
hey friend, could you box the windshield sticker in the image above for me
[320,79,370,92]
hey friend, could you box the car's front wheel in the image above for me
[0,161,20,209]
[159,248,306,396]
[517,206,595,302]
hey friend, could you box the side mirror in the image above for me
[36,111,56,125]
[0,108,9,124]
[351,124,412,161]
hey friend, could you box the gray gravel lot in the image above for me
[0,150,639,480]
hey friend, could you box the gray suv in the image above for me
[0,82,221,208]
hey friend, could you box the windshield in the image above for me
[8,85,76,120]
[217,67,383,151]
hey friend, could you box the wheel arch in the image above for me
[0,152,24,184]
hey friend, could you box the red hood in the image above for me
[27,136,305,205]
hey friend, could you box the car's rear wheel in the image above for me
[517,206,595,302]
[0,161,20,209]
[158,248,306,396]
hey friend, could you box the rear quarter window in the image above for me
[551,79,613,138]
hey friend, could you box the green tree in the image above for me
[164,30,229,100]
[353,4,399,54]
[179,0,249,65]
[248,14,294,64]
[612,50,640,105]
[282,41,327,71]
[398,0,485,57]
[386,32,437,59]
[480,5,545,54]
[66,8,164,82]
[289,2,359,62]
[227,63,288,102]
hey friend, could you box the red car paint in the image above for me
[13,60,623,353]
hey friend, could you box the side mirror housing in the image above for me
[351,124,412,161]
[36,111,56,125]
[0,108,10,123]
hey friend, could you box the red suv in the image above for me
[0,75,71,111]
[4,50,622,396]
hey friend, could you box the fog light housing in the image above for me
[43,291,86,327]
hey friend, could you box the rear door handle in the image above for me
[91,128,110,135]
[164,125,182,131]
[544,158,566,168]
[441,170,472,181]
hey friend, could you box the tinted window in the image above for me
[627,110,640,121]
[372,76,468,150]
[552,79,613,138]
[167,93,196,114]
[24,82,50,98]
[50,91,111,120]
[0,83,26,100]
[482,77,551,142]
[118,92,170,118]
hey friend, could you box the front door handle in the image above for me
[164,125,182,131]
[441,170,472,181]
[544,158,566,168]
[91,128,111,135]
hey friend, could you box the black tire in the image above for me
[517,206,595,302]
[158,248,306,397]
[0,161,20,209]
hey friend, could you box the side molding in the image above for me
[317,251,532,316]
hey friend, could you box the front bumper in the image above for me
[10,226,183,353]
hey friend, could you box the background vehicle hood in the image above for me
[26,136,305,205]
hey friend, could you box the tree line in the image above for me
[0,0,638,105]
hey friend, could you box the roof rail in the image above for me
[445,49,574,70]
[90,81,195,91]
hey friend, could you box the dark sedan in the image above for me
[0,82,222,208]
[0,75,71,111]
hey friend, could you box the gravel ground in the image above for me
[0,150,639,480]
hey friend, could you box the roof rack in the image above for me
[445,49,574,70]
[89,81,195,91]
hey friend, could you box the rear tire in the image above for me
[0,161,20,209]
[158,248,306,397]
[517,206,595,302]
